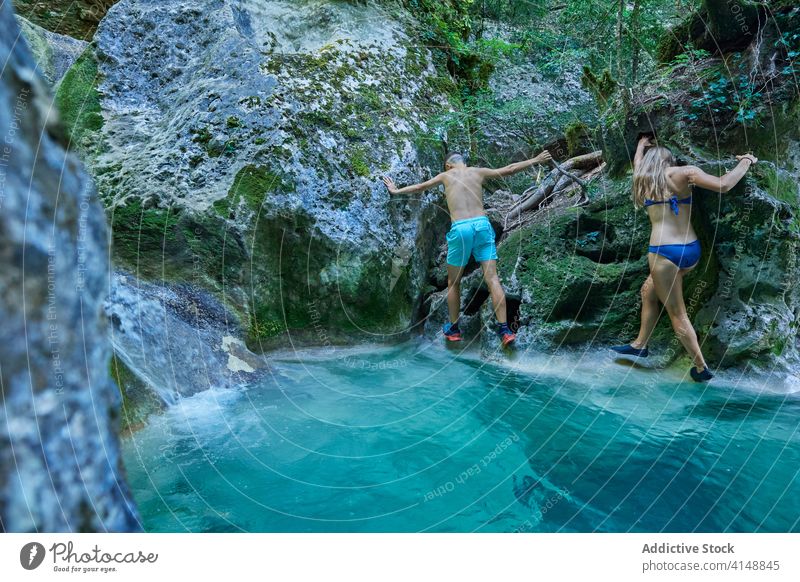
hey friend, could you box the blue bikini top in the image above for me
[644,194,692,215]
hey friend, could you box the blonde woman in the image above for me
[611,135,757,382]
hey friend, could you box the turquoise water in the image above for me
[121,340,800,532]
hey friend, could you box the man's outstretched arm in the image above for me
[382,173,444,195]
[479,150,552,179]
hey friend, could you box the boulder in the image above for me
[0,1,139,532]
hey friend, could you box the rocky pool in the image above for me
[121,340,800,532]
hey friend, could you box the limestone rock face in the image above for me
[0,2,139,532]
[421,7,800,381]
[61,0,453,348]
[16,15,88,86]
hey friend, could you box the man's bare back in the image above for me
[439,166,489,221]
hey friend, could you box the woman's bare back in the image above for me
[646,166,698,246]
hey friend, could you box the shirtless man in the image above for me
[383,150,552,345]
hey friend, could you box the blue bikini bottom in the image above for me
[648,239,701,269]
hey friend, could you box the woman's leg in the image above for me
[648,255,707,370]
[631,275,659,349]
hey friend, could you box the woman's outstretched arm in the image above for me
[682,154,757,193]
[633,135,652,169]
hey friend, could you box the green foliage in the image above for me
[54,49,104,149]
[471,0,549,24]
[680,36,798,127]
[581,66,616,109]
[403,0,503,93]
[562,0,694,83]
[666,48,712,70]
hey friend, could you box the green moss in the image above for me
[226,116,242,128]
[213,165,292,217]
[54,48,104,149]
[244,209,413,349]
[754,164,799,207]
[495,180,691,346]
[580,66,616,109]
[565,121,591,157]
[241,96,262,108]
[13,0,114,40]
[359,87,384,110]
[656,11,706,63]
[191,126,213,145]
[181,213,247,284]
[348,147,371,177]
[109,353,164,434]
[109,199,246,285]
[109,199,181,272]
[250,318,287,340]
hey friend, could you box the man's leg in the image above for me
[447,264,465,324]
[480,260,507,324]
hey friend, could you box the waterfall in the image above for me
[105,272,268,406]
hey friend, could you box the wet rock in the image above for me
[105,271,269,406]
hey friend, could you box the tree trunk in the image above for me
[631,0,642,83]
[616,0,624,82]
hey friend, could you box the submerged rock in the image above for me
[0,2,139,532]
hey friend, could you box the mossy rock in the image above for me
[244,209,414,349]
[656,1,764,63]
[54,47,103,150]
[213,164,293,219]
[753,163,800,208]
[13,0,116,40]
[496,173,721,354]
[497,199,648,345]
[109,353,164,435]
[109,199,247,286]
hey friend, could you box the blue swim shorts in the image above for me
[446,215,498,267]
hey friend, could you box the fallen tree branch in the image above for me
[506,150,602,216]
[503,152,605,231]
[550,160,588,190]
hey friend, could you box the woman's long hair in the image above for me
[633,145,676,208]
